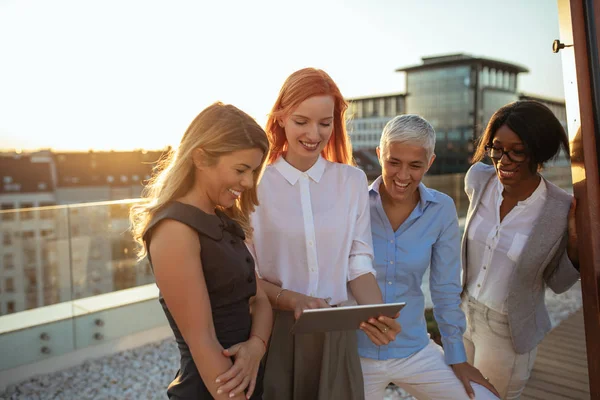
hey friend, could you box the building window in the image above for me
[365,100,374,117]
[7,301,15,314]
[1,203,15,221]
[448,131,461,141]
[20,203,35,220]
[24,249,36,265]
[22,231,35,240]
[6,278,15,293]
[3,254,15,269]
[39,203,56,219]
[3,233,11,246]
[26,270,37,287]
[377,99,385,117]
[41,229,53,237]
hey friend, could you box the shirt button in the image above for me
[387,281,393,285]
[389,240,394,244]
[477,284,481,287]
[389,261,393,264]
[483,266,487,270]
[246,256,252,263]
[308,241,313,246]
[247,275,254,283]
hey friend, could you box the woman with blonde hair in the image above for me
[248,68,401,399]
[130,102,273,400]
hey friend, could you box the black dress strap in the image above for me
[144,202,225,244]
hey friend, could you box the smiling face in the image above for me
[280,95,335,171]
[490,125,536,187]
[195,147,264,209]
[377,141,434,204]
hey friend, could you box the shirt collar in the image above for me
[273,155,326,185]
[496,175,547,206]
[369,175,439,208]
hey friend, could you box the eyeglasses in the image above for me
[484,145,528,163]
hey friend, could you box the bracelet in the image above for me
[251,334,267,351]
[275,288,288,308]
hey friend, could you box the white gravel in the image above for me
[0,283,582,400]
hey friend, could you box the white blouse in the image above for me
[466,177,546,314]
[248,155,375,305]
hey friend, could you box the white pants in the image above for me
[360,340,499,400]
[463,297,538,400]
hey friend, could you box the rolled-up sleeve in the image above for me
[430,199,467,365]
[348,172,376,281]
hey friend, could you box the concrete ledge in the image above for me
[0,285,159,335]
[0,324,172,391]
[0,285,166,373]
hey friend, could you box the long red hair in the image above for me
[266,68,354,165]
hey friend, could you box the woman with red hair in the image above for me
[248,68,401,399]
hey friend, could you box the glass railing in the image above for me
[0,199,165,372]
[0,199,153,316]
[0,163,574,318]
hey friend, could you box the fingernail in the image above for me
[217,389,222,394]
[215,379,221,383]
[230,393,235,398]
[378,316,385,321]
[369,318,375,323]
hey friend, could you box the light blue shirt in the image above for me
[357,176,467,365]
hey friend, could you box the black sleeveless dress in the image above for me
[144,202,264,399]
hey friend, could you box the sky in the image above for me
[0,0,565,152]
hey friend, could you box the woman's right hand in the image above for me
[289,293,331,320]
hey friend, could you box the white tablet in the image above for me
[289,302,406,335]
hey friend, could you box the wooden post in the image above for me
[557,0,600,396]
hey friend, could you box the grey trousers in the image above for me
[263,310,365,400]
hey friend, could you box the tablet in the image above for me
[290,302,406,335]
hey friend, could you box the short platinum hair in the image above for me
[379,114,436,160]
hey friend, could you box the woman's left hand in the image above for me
[567,197,579,265]
[216,336,266,399]
[359,312,402,346]
[451,362,500,399]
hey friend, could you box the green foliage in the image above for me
[425,308,442,346]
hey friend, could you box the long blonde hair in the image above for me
[130,102,269,259]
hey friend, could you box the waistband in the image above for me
[464,293,508,320]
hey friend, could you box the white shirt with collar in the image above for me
[248,155,375,305]
[466,176,547,314]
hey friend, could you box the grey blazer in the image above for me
[461,162,580,354]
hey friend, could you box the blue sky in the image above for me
[0,0,565,151]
